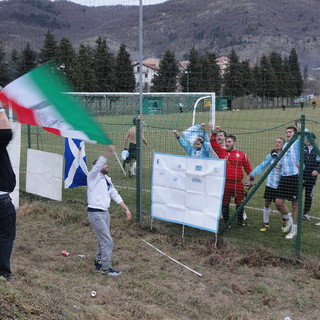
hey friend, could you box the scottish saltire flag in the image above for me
[64,138,88,188]
[0,63,112,145]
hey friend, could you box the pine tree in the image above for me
[115,44,135,92]
[17,42,38,77]
[197,52,222,93]
[57,37,82,90]
[206,52,222,94]
[40,30,58,63]
[151,50,179,92]
[252,64,261,97]
[223,49,243,97]
[257,55,277,102]
[268,51,283,99]
[78,43,96,92]
[0,41,10,86]
[8,49,19,82]
[288,47,303,98]
[180,47,201,92]
[240,60,253,96]
[93,36,116,92]
[282,56,292,100]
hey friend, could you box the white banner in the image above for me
[151,153,226,233]
[26,149,63,201]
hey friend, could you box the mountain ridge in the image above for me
[0,0,319,68]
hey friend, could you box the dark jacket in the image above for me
[0,129,16,192]
[303,145,320,180]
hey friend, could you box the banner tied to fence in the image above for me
[151,152,226,233]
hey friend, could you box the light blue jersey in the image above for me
[280,138,300,176]
[251,154,281,188]
[177,136,211,158]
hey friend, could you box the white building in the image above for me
[133,58,160,92]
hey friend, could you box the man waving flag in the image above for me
[64,138,88,188]
[0,63,112,145]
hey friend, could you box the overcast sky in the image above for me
[59,0,168,6]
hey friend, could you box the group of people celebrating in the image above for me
[173,120,320,239]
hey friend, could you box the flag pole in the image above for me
[112,150,126,177]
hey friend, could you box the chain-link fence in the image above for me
[18,93,320,260]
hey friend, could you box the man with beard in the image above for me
[87,145,131,276]
[210,126,254,226]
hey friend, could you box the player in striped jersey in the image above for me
[250,138,285,231]
[276,124,301,240]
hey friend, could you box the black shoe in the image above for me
[101,267,122,276]
[94,259,102,272]
[0,273,14,281]
[302,214,311,222]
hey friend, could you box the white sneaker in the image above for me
[285,230,297,239]
[282,223,292,233]
[282,215,293,233]
[315,222,320,226]
[243,211,247,221]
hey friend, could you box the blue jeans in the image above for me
[0,194,16,279]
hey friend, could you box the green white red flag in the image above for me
[0,64,112,145]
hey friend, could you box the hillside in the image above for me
[1,198,320,319]
[0,0,320,68]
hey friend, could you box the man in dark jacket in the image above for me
[0,103,16,281]
[302,132,320,222]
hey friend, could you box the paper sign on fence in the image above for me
[151,153,226,233]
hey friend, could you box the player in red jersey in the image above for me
[210,125,254,225]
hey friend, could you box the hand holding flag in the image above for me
[0,63,112,145]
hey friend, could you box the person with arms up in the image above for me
[0,103,16,281]
[124,117,149,177]
[275,124,302,239]
[172,123,213,158]
[210,125,254,226]
[216,130,227,148]
[302,132,320,222]
[250,138,285,231]
[87,145,131,276]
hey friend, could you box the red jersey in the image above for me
[210,133,252,182]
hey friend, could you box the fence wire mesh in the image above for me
[18,94,320,260]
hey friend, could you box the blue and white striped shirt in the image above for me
[251,154,282,189]
[280,138,300,176]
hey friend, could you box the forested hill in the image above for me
[0,0,320,68]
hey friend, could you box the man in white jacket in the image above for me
[87,145,131,276]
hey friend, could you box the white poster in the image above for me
[26,149,63,201]
[7,122,21,208]
[151,153,226,233]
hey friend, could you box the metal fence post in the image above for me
[136,116,142,225]
[295,115,306,258]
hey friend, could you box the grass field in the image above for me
[18,102,320,262]
[1,197,320,320]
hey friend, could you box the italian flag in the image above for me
[0,64,112,145]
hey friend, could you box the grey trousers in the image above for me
[87,210,113,269]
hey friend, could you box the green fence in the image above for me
[18,93,320,261]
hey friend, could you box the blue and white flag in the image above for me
[181,124,218,158]
[64,138,88,188]
[182,124,203,144]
